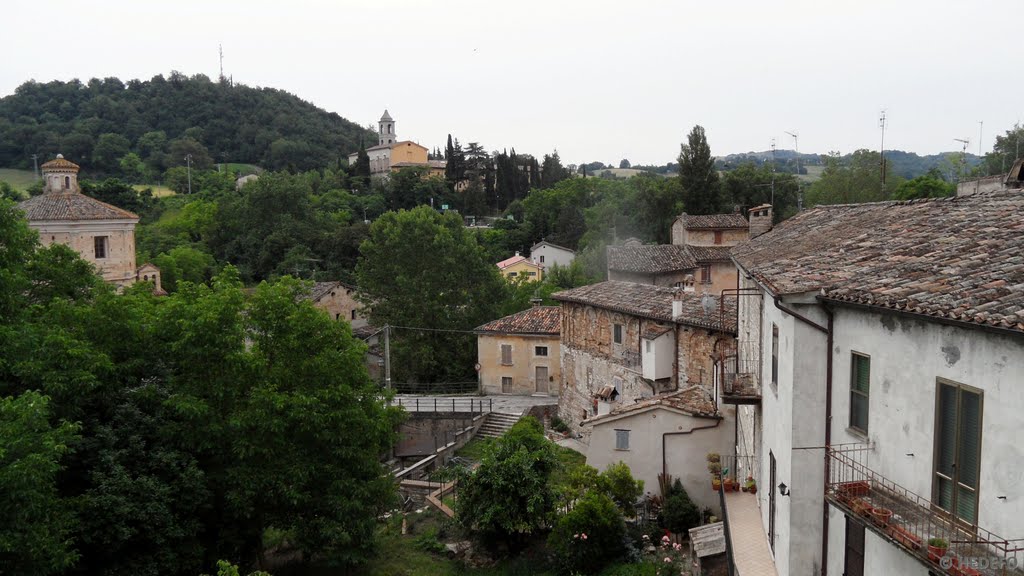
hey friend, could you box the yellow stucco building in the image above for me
[496,252,544,282]
[475,305,561,396]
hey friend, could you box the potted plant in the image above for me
[927,538,948,563]
[870,506,893,527]
[723,476,736,492]
[851,498,872,518]
[707,453,722,491]
[745,476,757,494]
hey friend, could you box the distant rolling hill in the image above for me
[0,73,375,174]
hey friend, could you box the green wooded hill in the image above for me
[0,72,375,173]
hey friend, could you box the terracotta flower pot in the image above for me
[712,477,721,491]
[870,507,893,527]
[724,478,736,492]
[888,525,921,550]
[927,544,948,563]
[851,498,872,518]
[749,486,757,494]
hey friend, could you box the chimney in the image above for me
[672,288,683,320]
[530,297,543,307]
[748,204,773,238]
[515,251,520,257]
[683,274,696,293]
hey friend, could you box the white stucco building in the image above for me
[724,189,1024,575]
[529,240,576,270]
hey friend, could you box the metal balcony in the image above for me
[826,444,1024,576]
[721,354,761,405]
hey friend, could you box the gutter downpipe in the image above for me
[662,418,723,484]
[772,296,832,576]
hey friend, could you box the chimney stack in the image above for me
[748,204,774,238]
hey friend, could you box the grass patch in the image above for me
[551,443,587,487]
[455,437,492,461]
[133,183,176,197]
[0,168,37,191]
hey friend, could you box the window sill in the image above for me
[614,448,630,451]
[846,427,869,441]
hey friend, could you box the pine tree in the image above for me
[353,138,371,190]
[678,125,724,214]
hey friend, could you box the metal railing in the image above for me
[388,396,493,414]
[389,381,480,395]
[719,477,738,576]
[827,444,1024,575]
[720,354,761,400]
[721,454,757,487]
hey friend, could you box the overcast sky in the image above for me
[5,0,1020,166]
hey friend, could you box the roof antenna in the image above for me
[219,43,224,82]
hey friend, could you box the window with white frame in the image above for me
[849,352,870,433]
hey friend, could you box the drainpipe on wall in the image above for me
[662,418,723,486]
[771,296,832,576]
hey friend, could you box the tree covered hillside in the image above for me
[0,73,375,174]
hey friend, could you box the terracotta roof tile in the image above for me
[552,281,736,332]
[475,306,560,335]
[731,190,1024,334]
[678,213,749,230]
[585,386,718,425]
[18,192,138,221]
[687,245,733,262]
[607,244,696,273]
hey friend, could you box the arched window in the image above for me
[144,275,149,281]
[64,176,70,189]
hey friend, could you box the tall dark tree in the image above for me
[353,139,371,189]
[540,150,569,188]
[678,125,724,214]
[444,134,466,188]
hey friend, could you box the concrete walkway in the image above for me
[723,491,777,576]
[554,436,588,455]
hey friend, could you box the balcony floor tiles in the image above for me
[724,491,778,576]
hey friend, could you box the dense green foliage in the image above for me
[659,479,700,535]
[891,170,955,200]
[720,162,800,221]
[0,200,400,574]
[678,125,723,214]
[0,74,374,174]
[547,491,627,575]
[455,418,559,551]
[980,123,1024,176]
[804,150,899,206]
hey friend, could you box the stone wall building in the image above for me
[475,305,560,396]
[346,110,445,176]
[18,154,159,291]
[552,281,736,441]
[305,281,367,328]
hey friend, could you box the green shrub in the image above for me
[548,492,627,575]
[598,562,658,576]
[551,415,570,433]
[413,527,446,554]
[659,482,700,534]
[598,462,645,515]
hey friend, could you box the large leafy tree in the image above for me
[678,125,724,214]
[455,418,558,551]
[720,162,799,221]
[356,206,506,386]
[981,123,1024,176]
[804,150,898,206]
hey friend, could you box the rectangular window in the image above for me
[528,271,537,276]
[714,230,723,245]
[849,353,870,433]
[535,346,548,357]
[351,310,357,320]
[701,265,712,284]
[94,236,108,259]
[645,340,651,353]
[539,255,545,263]
[933,380,982,525]
[500,344,513,365]
[508,272,517,277]
[771,324,779,386]
[613,323,623,344]
[615,429,630,450]
[501,377,513,393]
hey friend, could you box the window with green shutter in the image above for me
[849,353,870,433]
[933,379,982,526]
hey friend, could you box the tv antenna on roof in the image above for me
[954,138,970,181]
[219,44,224,82]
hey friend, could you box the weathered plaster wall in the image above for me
[825,306,1024,569]
[32,220,137,285]
[477,333,560,396]
[312,284,367,328]
[587,407,734,514]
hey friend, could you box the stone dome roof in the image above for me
[40,154,80,172]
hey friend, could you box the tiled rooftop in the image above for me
[303,280,356,302]
[18,192,138,221]
[475,306,561,335]
[585,386,718,424]
[688,245,734,262]
[679,213,749,230]
[552,281,736,332]
[731,190,1024,333]
[607,244,696,273]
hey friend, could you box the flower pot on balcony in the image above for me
[851,498,872,518]
[724,478,736,492]
[711,476,721,491]
[948,559,982,576]
[870,507,893,527]
[927,538,948,563]
[888,525,922,550]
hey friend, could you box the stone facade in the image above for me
[475,306,560,396]
[557,297,734,441]
[307,281,367,329]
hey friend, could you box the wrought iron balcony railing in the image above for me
[827,444,1024,576]
[720,354,760,404]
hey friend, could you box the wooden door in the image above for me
[535,366,549,394]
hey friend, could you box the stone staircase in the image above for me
[476,412,523,439]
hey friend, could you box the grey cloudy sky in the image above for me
[5,0,1020,166]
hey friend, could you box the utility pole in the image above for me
[770,139,776,206]
[185,154,193,194]
[383,325,392,391]
[31,154,39,180]
[879,110,887,190]
[785,131,800,211]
